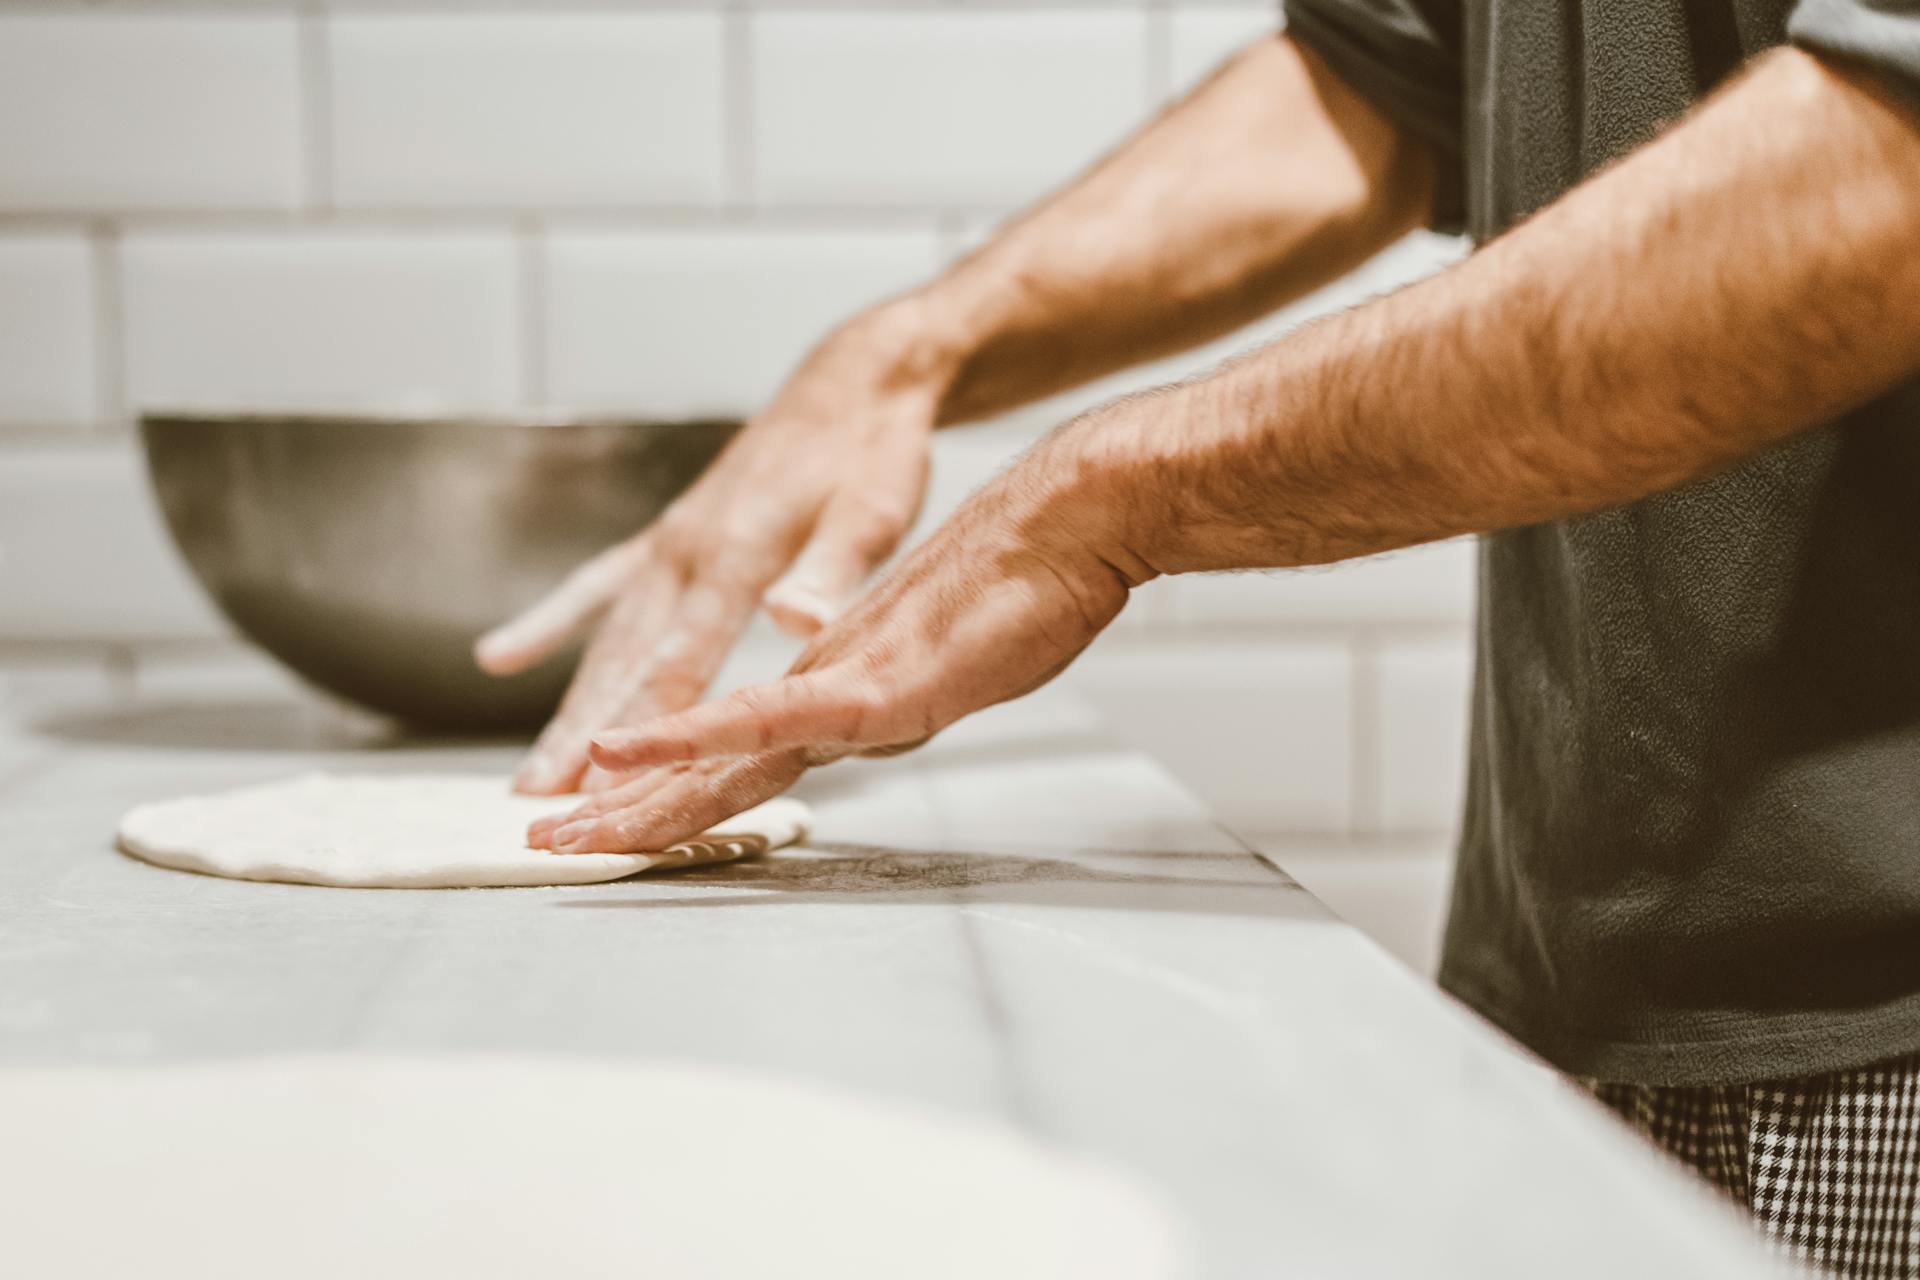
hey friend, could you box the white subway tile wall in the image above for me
[0,234,97,426]
[544,226,943,414]
[0,445,226,640]
[121,230,522,412]
[1376,638,1477,833]
[1065,639,1356,835]
[0,15,303,212]
[751,12,1149,208]
[1168,4,1284,92]
[0,3,1478,875]
[1174,541,1476,629]
[328,14,728,209]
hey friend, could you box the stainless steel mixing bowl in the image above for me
[141,411,740,732]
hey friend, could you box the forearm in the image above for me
[1069,48,1920,579]
[879,36,1434,427]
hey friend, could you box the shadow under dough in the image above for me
[560,842,1316,921]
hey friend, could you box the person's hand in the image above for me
[525,418,1154,854]
[476,301,950,795]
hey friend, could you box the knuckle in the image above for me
[842,681,894,741]
[841,504,911,560]
[611,812,656,849]
[728,687,786,748]
[650,515,703,565]
[706,541,785,593]
[731,683,779,719]
[709,766,769,813]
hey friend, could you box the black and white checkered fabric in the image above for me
[1588,1053,1920,1278]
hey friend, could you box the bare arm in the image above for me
[481,32,1433,794]
[556,47,1920,850]
[1091,46,1920,579]
[908,34,1436,425]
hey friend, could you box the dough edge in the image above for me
[116,773,811,890]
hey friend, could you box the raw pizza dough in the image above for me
[0,1056,1187,1280]
[116,773,810,889]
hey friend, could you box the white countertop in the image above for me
[0,674,1779,1278]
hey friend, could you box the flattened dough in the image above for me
[116,773,810,889]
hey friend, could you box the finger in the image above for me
[589,673,908,769]
[763,459,922,638]
[549,752,806,855]
[512,561,681,794]
[528,764,691,848]
[475,539,641,676]
[856,733,934,759]
[529,764,690,845]
[575,577,764,793]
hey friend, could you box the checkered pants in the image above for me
[1588,1053,1920,1278]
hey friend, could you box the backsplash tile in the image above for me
[121,229,521,414]
[1168,4,1283,94]
[0,14,302,211]
[0,655,125,728]
[1376,638,1475,834]
[0,233,97,427]
[1065,639,1356,835]
[0,445,226,641]
[751,11,1149,208]
[328,13,727,209]
[543,226,942,416]
[1173,540,1478,628]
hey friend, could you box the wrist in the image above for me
[1013,399,1167,590]
[829,289,972,414]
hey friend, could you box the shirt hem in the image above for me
[1441,966,1920,1088]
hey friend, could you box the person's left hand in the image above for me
[526,425,1150,855]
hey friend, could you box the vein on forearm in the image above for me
[1115,48,1920,577]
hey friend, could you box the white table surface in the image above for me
[0,674,1781,1278]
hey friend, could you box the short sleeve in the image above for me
[1790,0,1920,109]
[1283,0,1468,233]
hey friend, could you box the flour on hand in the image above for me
[116,773,810,889]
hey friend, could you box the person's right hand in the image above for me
[474,300,950,795]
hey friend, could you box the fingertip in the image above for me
[764,608,817,639]
[578,762,628,793]
[527,809,570,842]
[550,819,594,850]
[764,600,828,639]
[473,630,528,676]
[587,733,648,769]
[513,754,581,796]
[762,582,836,637]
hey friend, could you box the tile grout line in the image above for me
[104,644,139,701]
[0,206,1024,231]
[1143,0,1174,107]
[934,209,979,263]
[87,220,128,433]
[298,1,335,214]
[723,4,756,210]
[515,217,548,408]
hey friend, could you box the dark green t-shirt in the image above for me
[1284,0,1920,1085]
